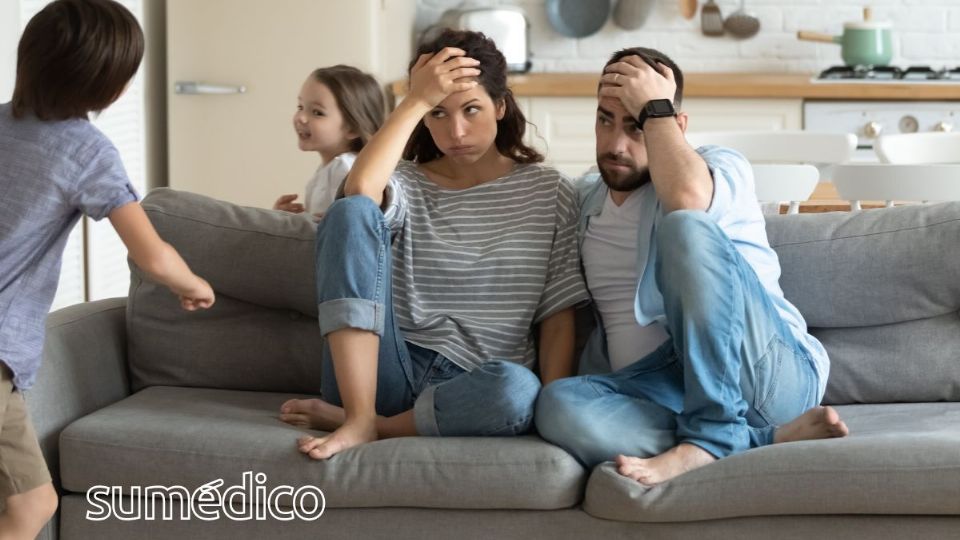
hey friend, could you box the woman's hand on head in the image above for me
[408,47,481,110]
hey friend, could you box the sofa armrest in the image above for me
[23,297,131,490]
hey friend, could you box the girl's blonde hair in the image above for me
[311,65,385,152]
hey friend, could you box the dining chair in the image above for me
[875,132,960,164]
[833,163,960,210]
[686,131,857,214]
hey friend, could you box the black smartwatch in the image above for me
[636,99,676,130]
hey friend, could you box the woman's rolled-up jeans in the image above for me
[315,195,540,436]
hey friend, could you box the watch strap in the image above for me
[637,99,676,130]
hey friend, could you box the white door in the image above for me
[167,0,414,209]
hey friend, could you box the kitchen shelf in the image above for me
[391,73,960,100]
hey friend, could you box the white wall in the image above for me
[418,0,960,73]
[0,0,19,101]
[143,0,165,189]
[377,0,418,85]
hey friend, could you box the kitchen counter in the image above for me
[390,73,960,100]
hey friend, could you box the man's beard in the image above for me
[597,153,652,193]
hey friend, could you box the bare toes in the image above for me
[298,435,329,454]
[615,455,651,479]
[280,413,308,426]
[616,455,644,467]
[618,463,656,485]
[281,398,310,415]
[308,441,342,461]
[309,449,329,461]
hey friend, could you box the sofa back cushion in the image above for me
[766,202,960,404]
[132,189,960,403]
[128,189,323,393]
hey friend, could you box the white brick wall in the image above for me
[416,0,960,73]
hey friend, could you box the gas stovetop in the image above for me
[814,65,960,82]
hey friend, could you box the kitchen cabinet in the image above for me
[682,98,802,131]
[391,70,960,178]
[521,97,596,178]
[388,71,960,210]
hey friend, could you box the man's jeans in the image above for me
[315,196,540,437]
[536,210,819,467]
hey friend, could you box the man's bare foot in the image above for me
[774,406,849,444]
[297,418,377,460]
[615,443,717,485]
[279,398,346,431]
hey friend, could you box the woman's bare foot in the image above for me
[774,406,849,444]
[297,418,378,460]
[279,398,345,432]
[615,443,717,485]
[280,399,420,441]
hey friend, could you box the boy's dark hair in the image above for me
[12,0,144,120]
[403,29,543,164]
[312,65,386,153]
[603,47,684,108]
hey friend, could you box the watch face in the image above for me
[649,99,675,115]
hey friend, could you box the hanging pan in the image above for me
[546,0,612,38]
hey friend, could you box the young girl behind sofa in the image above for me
[272,66,386,219]
[0,1,215,537]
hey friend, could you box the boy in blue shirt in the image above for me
[0,2,214,536]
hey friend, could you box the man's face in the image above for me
[595,95,650,193]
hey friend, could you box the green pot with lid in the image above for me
[797,7,893,67]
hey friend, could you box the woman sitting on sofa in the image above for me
[279,29,590,459]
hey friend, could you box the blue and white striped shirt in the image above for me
[382,160,590,372]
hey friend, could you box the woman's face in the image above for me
[423,84,505,164]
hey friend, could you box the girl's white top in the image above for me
[304,152,357,216]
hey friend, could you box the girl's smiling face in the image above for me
[292,78,356,161]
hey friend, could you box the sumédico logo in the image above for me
[85,472,325,521]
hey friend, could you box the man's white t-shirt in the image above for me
[304,152,357,216]
[575,146,830,400]
[582,185,669,371]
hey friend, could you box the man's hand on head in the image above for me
[599,56,677,119]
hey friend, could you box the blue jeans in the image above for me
[315,196,540,436]
[536,210,819,467]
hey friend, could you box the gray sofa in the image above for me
[27,189,960,539]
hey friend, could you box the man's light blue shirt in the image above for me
[575,145,829,401]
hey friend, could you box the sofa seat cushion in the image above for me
[583,403,960,522]
[59,386,585,510]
